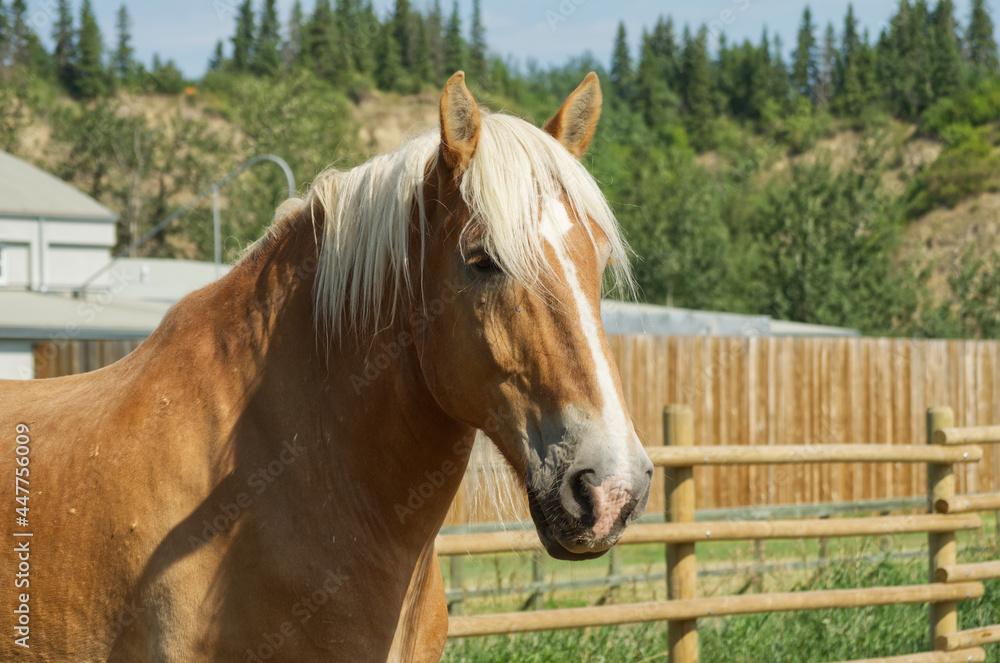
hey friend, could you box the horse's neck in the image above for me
[149,211,473,547]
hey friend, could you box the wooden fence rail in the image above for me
[436,514,982,554]
[441,405,1000,663]
[446,582,985,636]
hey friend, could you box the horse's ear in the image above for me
[439,71,481,172]
[543,71,602,158]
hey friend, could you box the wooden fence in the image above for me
[439,404,1000,663]
[32,339,143,379]
[445,336,1000,526]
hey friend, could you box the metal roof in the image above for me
[0,291,169,340]
[88,257,232,303]
[0,151,116,221]
[600,300,859,337]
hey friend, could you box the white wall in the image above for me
[46,245,116,290]
[0,216,115,290]
[0,242,30,287]
[0,341,34,380]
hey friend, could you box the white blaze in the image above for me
[539,198,638,473]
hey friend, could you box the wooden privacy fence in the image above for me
[444,336,1000,527]
[439,404,1000,663]
[33,340,143,379]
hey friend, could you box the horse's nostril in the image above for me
[559,469,596,521]
[578,469,601,488]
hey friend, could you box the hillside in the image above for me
[6,81,1000,337]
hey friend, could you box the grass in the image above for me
[441,517,1000,662]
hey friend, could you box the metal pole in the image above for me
[75,154,296,296]
[213,186,221,278]
[37,216,46,292]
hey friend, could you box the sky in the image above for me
[28,0,1000,79]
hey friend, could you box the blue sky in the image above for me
[29,0,1000,79]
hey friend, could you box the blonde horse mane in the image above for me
[302,110,634,339]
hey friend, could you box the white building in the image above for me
[0,151,227,379]
[0,150,118,291]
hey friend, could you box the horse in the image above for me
[0,71,653,662]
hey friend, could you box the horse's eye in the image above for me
[466,252,501,276]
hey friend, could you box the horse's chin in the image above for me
[535,523,611,561]
[527,487,615,561]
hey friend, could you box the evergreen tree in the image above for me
[443,1,464,75]
[231,0,255,73]
[859,27,881,103]
[930,0,963,98]
[635,21,680,129]
[253,0,281,75]
[375,22,403,90]
[715,34,738,113]
[911,0,932,111]
[427,0,445,83]
[835,4,865,115]
[283,0,304,69]
[413,13,434,86]
[53,0,75,89]
[208,40,225,71]
[771,33,790,106]
[113,4,134,83]
[681,25,714,146]
[304,0,335,76]
[651,16,680,85]
[792,6,818,100]
[882,0,925,116]
[469,0,487,88]
[8,0,29,68]
[966,0,999,74]
[75,0,107,98]
[815,22,836,108]
[747,29,776,118]
[333,0,361,73]
[0,1,8,67]
[610,21,633,103]
[393,0,412,70]
[351,0,376,76]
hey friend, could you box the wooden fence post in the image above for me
[928,406,957,650]
[531,551,545,611]
[665,404,698,663]
[608,546,620,601]
[450,555,464,616]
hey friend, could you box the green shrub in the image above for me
[906,127,999,216]
[920,78,1000,135]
